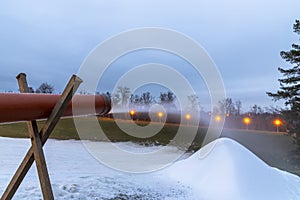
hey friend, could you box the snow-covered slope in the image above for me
[0,137,193,200]
[1,136,300,199]
[166,138,300,200]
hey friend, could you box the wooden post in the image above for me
[17,73,54,200]
[16,73,29,93]
[1,73,82,200]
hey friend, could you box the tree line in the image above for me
[108,86,177,110]
[214,98,282,131]
[102,86,283,131]
[27,82,54,94]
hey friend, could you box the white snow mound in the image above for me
[166,137,300,200]
[1,137,300,199]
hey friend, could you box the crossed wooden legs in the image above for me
[1,73,82,200]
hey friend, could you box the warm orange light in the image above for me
[185,114,191,120]
[226,113,230,117]
[243,117,251,125]
[129,110,135,116]
[157,112,164,118]
[215,115,221,122]
[274,119,282,126]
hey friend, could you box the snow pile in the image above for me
[0,137,193,200]
[166,138,300,200]
[1,136,300,199]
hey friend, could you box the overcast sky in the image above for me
[0,0,299,111]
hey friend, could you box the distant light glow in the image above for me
[274,119,282,126]
[157,111,164,118]
[215,115,221,122]
[243,117,251,125]
[185,114,191,120]
[129,110,135,116]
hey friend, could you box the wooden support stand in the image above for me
[1,73,82,200]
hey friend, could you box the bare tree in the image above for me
[28,87,35,93]
[219,98,236,115]
[129,94,140,106]
[235,100,242,115]
[140,92,154,105]
[250,104,264,115]
[159,91,177,112]
[36,82,54,94]
[112,93,121,106]
[160,91,176,104]
[116,86,131,107]
[187,94,200,112]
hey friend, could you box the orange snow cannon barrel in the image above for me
[0,93,111,123]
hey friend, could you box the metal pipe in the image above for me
[0,93,111,123]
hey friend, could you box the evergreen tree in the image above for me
[267,20,300,143]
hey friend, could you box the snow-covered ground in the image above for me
[1,136,300,200]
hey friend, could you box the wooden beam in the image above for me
[17,73,54,200]
[16,73,29,93]
[1,74,82,200]
[28,120,54,200]
[40,75,83,144]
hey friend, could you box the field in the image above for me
[0,117,206,148]
[0,117,299,176]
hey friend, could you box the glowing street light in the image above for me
[215,115,221,122]
[243,117,251,130]
[185,114,191,120]
[129,109,135,116]
[157,111,164,118]
[129,109,136,121]
[274,119,282,133]
[185,114,191,126]
[157,111,164,123]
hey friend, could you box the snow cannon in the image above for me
[0,93,111,123]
